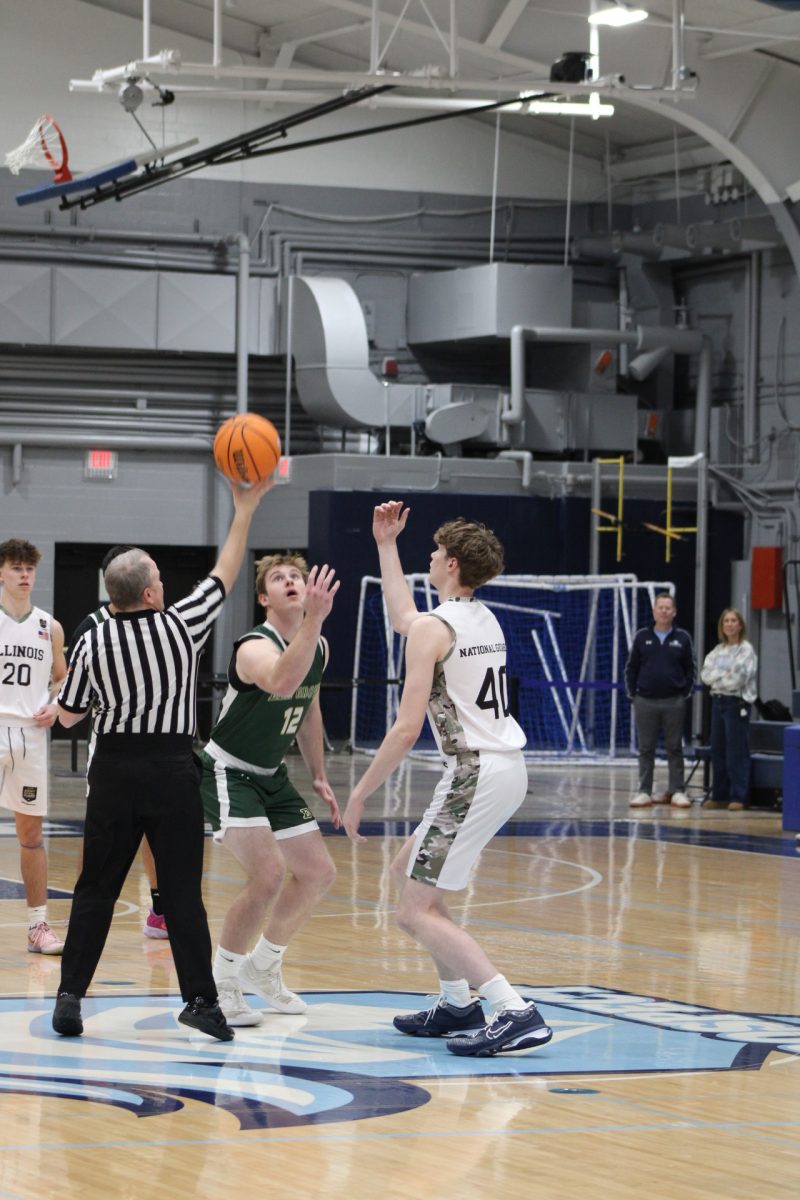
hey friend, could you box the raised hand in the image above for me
[230,474,275,514]
[303,564,340,622]
[372,501,410,546]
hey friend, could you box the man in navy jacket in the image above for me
[625,593,695,809]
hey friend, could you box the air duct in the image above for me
[685,223,738,251]
[507,323,712,454]
[611,229,665,259]
[289,276,415,428]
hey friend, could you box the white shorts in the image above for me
[0,724,49,817]
[407,749,527,891]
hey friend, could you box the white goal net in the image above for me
[350,573,675,762]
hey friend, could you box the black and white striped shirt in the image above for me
[58,576,225,736]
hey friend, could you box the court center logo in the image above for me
[4,986,799,1128]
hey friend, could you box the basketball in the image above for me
[213,413,281,484]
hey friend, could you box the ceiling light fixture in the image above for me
[588,3,648,27]
[528,97,614,119]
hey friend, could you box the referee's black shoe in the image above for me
[52,992,83,1037]
[179,996,235,1041]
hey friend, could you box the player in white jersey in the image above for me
[343,503,552,1058]
[0,539,67,955]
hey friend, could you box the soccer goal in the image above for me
[350,574,675,762]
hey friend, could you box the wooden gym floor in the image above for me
[1,743,798,1200]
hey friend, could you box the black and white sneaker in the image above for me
[178,996,235,1041]
[393,996,486,1038]
[446,1001,552,1056]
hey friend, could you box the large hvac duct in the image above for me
[289,276,415,428]
[507,323,711,455]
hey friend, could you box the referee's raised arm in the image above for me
[212,477,274,594]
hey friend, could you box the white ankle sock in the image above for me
[28,905,47,929]
[439,977,473,1008]
[478,973,526,1014]
[214,946,246,981]
[251,936,286,970]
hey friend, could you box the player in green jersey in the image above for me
[200,553,340,1026]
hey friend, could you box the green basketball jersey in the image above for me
[207,622,325,772]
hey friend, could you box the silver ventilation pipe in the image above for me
[672,0,688,88]
[232,232,250,414]
[694,337,713,457]
[0,431,211,450]
[506,323,711,458]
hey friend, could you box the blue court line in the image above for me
[317,819,800,858]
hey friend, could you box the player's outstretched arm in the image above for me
[212,476,274,594]
[373,501,419,635]
[342,616,447,840]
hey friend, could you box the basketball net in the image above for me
[5,115,72,182]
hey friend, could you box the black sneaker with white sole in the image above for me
[446,1001,552,1056]
[393,996,485,1038]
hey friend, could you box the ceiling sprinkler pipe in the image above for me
[636,325,702,353]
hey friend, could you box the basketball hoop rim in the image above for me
[38,114,71,183]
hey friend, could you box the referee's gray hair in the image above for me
[104,548,154,609]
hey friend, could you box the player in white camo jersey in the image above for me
[342,503,553,1058]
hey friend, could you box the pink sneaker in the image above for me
[143,910,169,940]
[27,921,64,956]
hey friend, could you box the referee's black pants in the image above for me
[59,734,217,1004]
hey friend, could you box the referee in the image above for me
[52,477,272,1041]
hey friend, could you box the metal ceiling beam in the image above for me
[610,142,725,181]
[721,58,773,142]
[309,0,551,74]
[71,57,670,98]
[484,0,531,50]
[698,12,800,60]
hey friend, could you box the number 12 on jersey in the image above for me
[476,666,510,719]
[280,706,305,736]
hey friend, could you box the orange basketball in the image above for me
[213,413,281,484]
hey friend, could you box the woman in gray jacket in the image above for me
[700,609,758,811]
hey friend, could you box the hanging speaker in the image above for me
[549,52,593,84]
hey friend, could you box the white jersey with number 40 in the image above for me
[427,597,526,756]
